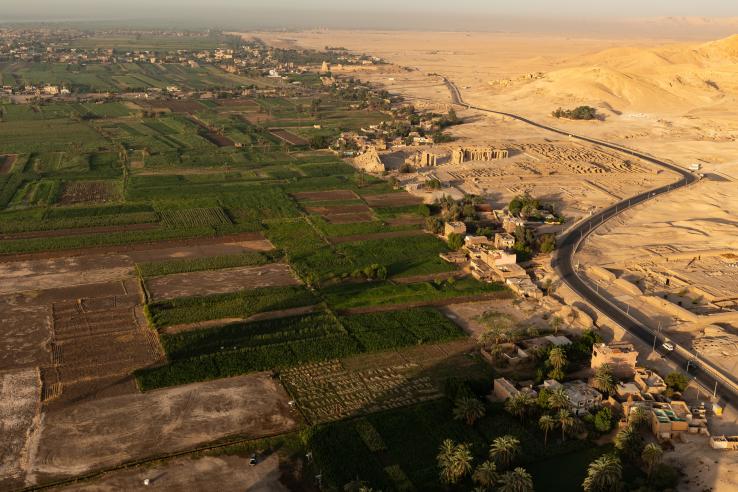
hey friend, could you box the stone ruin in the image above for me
[451,146,509,164]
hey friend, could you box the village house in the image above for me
[634,368,667,395]
[494,232,516,250]
[444,221,466,238]
[543,379,603,416]
[591,342,638,378]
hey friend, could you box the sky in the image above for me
[3,0,738,32]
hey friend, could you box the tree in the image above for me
[547,347,568,380]
[592,364,616,394]
[425,216,443,234]
[614,425,643,462]
[582,453,622,492]
[664,371,689,393]
[593,407,613,433]
[472,460,498,489]
[641,443,663,478]
[437,439,474,484]
[447,232,464,251]
[489,435,520,470]
[498,467,534,492]
[628,406,650,430]
[539,234,556,253]
[557,409,575,442]
[539,414,556,447]
[505,393,533,423]
[477,312,515,351]
[548,388,569,411]
[453,396,487,426]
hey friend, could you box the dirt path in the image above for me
[391,270,466,284]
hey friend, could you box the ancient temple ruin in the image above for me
[451,146,509,164]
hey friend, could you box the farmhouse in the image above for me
[444,221,466,238]
[543,379,603,416]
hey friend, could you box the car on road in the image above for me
[662,341,675,351]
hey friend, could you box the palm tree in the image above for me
[437,439,474,484]
[489,435,521,470]
[539,414,556,447]
[453,396,487,426]
[592,364,616,394]
[505,393,534,422]
[472,460,498,489]
[629,406,650,430]
[548,387,569,410]
[582,453,622,492]
[548,347,568,380]
[614,425,643,461]
[498,467,534,492]
[549,315,563,333]
[641,443,663,478]
[557,409,575,442]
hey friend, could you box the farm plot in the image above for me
[283,337,484,425]
[145,263,300,301]
[136,250,276,278]
[58,181,121,205]
[304,203,375,224]
[159,207,232,229]
[269,128,309,146]
[137,307,465,390]
[0,368,40,491]
[292,189,359,202]
[29,373,298,480]
[362,193,423,207]
[43,282,163,403]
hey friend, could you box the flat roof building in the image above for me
[591,342,638,379]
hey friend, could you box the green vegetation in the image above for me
[136,251,279,278]
[146,285,316,328]
[136,307,465,390]
[552,106,599,120]
[321,277,510,310]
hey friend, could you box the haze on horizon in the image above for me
[3,0,738,38]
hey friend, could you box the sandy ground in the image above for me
[29,373,298,482]
[145,263,300,301]
[56,454,289,492]
[0,368,41,490]
[440,298,548,338]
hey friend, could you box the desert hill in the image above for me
[490,34,738,114]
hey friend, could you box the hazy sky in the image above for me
[4,0,738,31]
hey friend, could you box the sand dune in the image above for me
[491,35,738,114]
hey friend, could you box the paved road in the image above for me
[441,77,738,407]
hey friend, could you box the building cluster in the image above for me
[437,219,540,298]
[493,340,720,443]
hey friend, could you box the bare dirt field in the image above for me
[145,263,300,301]
[304,204,372,215]
[440,298,551,338]
[28,373,299,482]
[362,192,423,207]
[292,189,358,201]
[56,454,290,492]
[152,100,204,113]
[0,368,41,490]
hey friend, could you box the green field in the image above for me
[136,308,466,390]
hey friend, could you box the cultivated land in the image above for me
[0,31,525,491]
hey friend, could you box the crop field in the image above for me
[136,307,466,390]
[136,250,277,278]
[159,207,232,228]
[145,284,316,328]
[58,180,121,204]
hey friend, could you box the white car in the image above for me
[662,341,675,351]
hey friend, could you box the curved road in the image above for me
[442,77,738,407]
